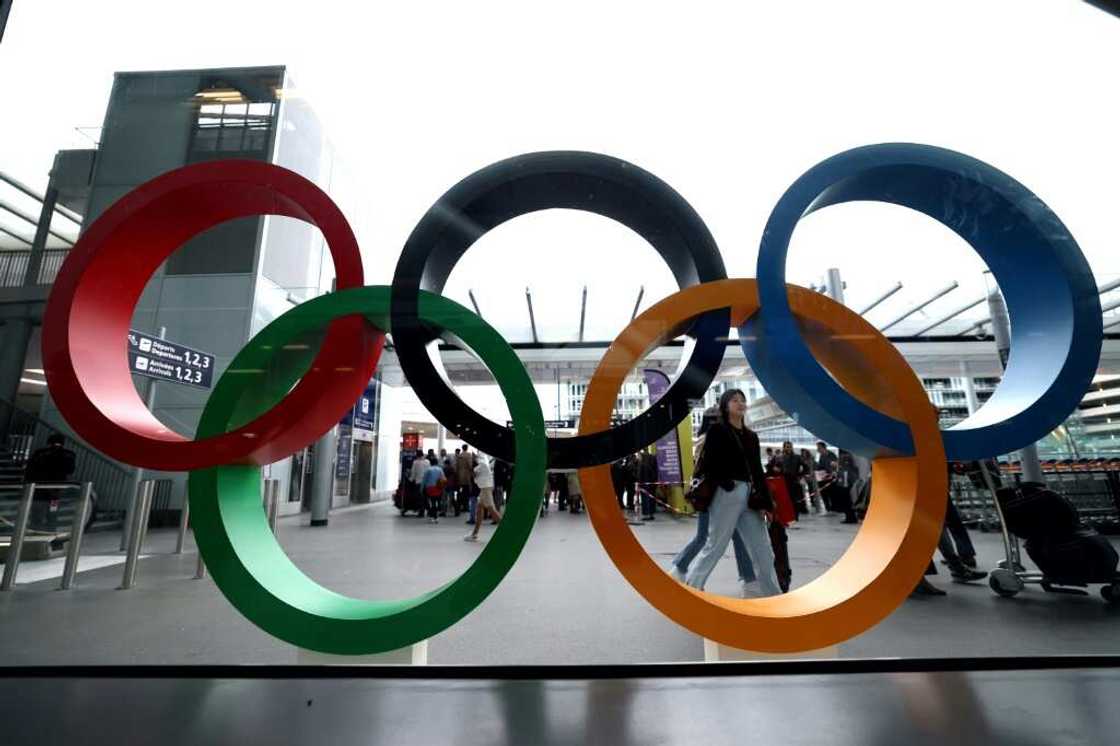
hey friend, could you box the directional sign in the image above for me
[127,329,215,389]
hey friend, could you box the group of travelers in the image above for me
[540,470,585,516]
[400,390,991,599]
[764,441,868,524]
[406,444,512,541]
[609,450,659,520]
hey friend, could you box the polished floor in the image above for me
[2,501,1119,665]
[2,666,1118,746]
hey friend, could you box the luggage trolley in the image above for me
[982,466,1120,603]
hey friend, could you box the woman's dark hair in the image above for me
[717,388,746,426]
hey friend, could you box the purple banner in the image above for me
[643,369,682,483]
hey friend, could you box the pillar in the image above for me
[959,360,979,415]
[825,268,845,304]
[987,290,1043,482]
[309,426,337,527]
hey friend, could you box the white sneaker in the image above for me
[669,565,686,582]
[463,534,478,542]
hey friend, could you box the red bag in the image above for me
[766,476,796,527]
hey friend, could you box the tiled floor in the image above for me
[2,501,1119,665]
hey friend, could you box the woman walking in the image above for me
[671,407,757,595]
[683,389,781,596]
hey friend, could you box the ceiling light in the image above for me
[20,377,46,386]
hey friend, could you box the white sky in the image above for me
[2,0,1119,343]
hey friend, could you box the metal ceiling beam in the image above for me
[913,297,986,336]
[578,285,587,343]
[1099,278,1120,296]
[1102,298,1120,316]
[0,224,32,247]
[961,317,991,335]
[857,281,903,316]
[467,289,482,319]
[1106,316,1120,331]
[879,281,959,333]
[0,199,74,245]
[630,285,645,322]
[0,170,84,225]
[525,287,539,343]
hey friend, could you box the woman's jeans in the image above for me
[684,480,781,596]
[673,510,756,582]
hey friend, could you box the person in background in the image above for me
[408,448,428,513]
[801,447,827,515]
[24,433,76,531]
[457,445,476,523]
[779,440,809,515]
[851,453,872,518]
[554,470,570,512]
[671,407,757,595]
[492,458,512,511]
[682,390,781,597]
[639,449,658,520]
[420,455,446,524]
[610,459,628,510]
[465,454,501,541]
[765,447,779,476]
[814,441,836,511]
[623,454,639,511]
[566,470,584,513]
[442,452,458,517]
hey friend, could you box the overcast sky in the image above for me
[2,1,1118,345]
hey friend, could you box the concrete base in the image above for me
[703,638,839,662]
[296,640,428,665]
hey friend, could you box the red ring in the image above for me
[42,160,381,470]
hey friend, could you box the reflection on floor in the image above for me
[1,501,1118,665]
[3,667,1119,746]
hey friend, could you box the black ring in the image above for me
[390,151,729,468]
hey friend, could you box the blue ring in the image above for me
[743,143,1102,460]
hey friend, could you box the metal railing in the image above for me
[0,248,70,287]
[1,482,93,590]
[1,398,133,517]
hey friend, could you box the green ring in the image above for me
[189,285,547,654]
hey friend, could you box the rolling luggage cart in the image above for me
[982,466,1120,603]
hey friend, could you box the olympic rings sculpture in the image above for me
[42,144,1102,655]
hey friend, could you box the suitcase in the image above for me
[1025,528,1120,585]
[996,483,1081,540]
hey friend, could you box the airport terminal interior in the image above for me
[3,3,1120,744]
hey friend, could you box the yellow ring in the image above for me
[577,279,946,652]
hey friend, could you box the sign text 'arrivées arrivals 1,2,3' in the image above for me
[127,329,215,389]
